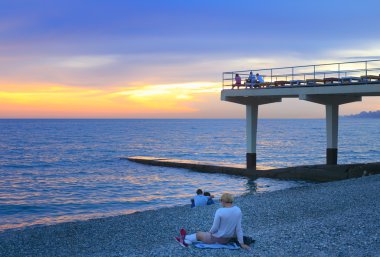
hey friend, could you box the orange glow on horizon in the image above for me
[1,81,377,119]
[0,82,221,118]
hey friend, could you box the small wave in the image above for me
[1,163,53,169]
[0,204,50,215]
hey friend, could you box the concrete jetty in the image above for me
[124,156,380,182]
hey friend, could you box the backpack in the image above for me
[243,236,255,245]
[230,236,255,246]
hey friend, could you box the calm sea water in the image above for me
[0,119,379,232]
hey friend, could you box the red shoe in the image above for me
[180,228,187,242]
[175,236,188,247]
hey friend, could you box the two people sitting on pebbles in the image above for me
[190,188,215,207]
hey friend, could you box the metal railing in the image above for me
[222,59,380,89]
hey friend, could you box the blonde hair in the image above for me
[220,193,234,203]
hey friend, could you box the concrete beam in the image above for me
[299,95,362,105]
[224,96,282,105]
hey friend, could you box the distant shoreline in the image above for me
[342,110,380,118]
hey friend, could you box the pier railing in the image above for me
[222,59,380,89]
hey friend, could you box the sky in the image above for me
[1,0,380,118]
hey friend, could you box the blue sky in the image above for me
[1,0,380,118]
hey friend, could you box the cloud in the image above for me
[55,55,120,69]
[332,47,380,61]
[112,82,219,104]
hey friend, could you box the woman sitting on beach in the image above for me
[176,193,250,250]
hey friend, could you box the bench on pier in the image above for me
[289,80,306,86]
[274,80,291,87]
[256,82,272,88]
[361,75,380,82]
[306,78,324,85]
[244,81,273,88]
[341,76,362,84]
[323,77,341,84]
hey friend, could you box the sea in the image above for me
[0,118,379,232]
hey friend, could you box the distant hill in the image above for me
[344,110,380,118]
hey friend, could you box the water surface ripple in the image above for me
[0,119,379,231]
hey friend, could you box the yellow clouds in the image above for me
[0,83,109,117]
[0,82,221,118]
[0,85,100,104]
[110,82,220,113]
[115,82,219,98]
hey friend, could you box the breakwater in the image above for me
[125,156,380,182]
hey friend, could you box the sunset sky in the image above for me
[1,0,380,118]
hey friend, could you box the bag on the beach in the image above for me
[243,236,255,245]
[230,236,255,246]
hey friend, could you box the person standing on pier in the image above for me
[232,74,242,89]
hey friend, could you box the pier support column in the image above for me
[246,104,258,170]
[326,104,338,165]
[300,95,362,165]
[223,96,282,170]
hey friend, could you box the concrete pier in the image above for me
[124,156,380,182]
[222,59,380,169]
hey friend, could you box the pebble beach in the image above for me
[1,174,379,257]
